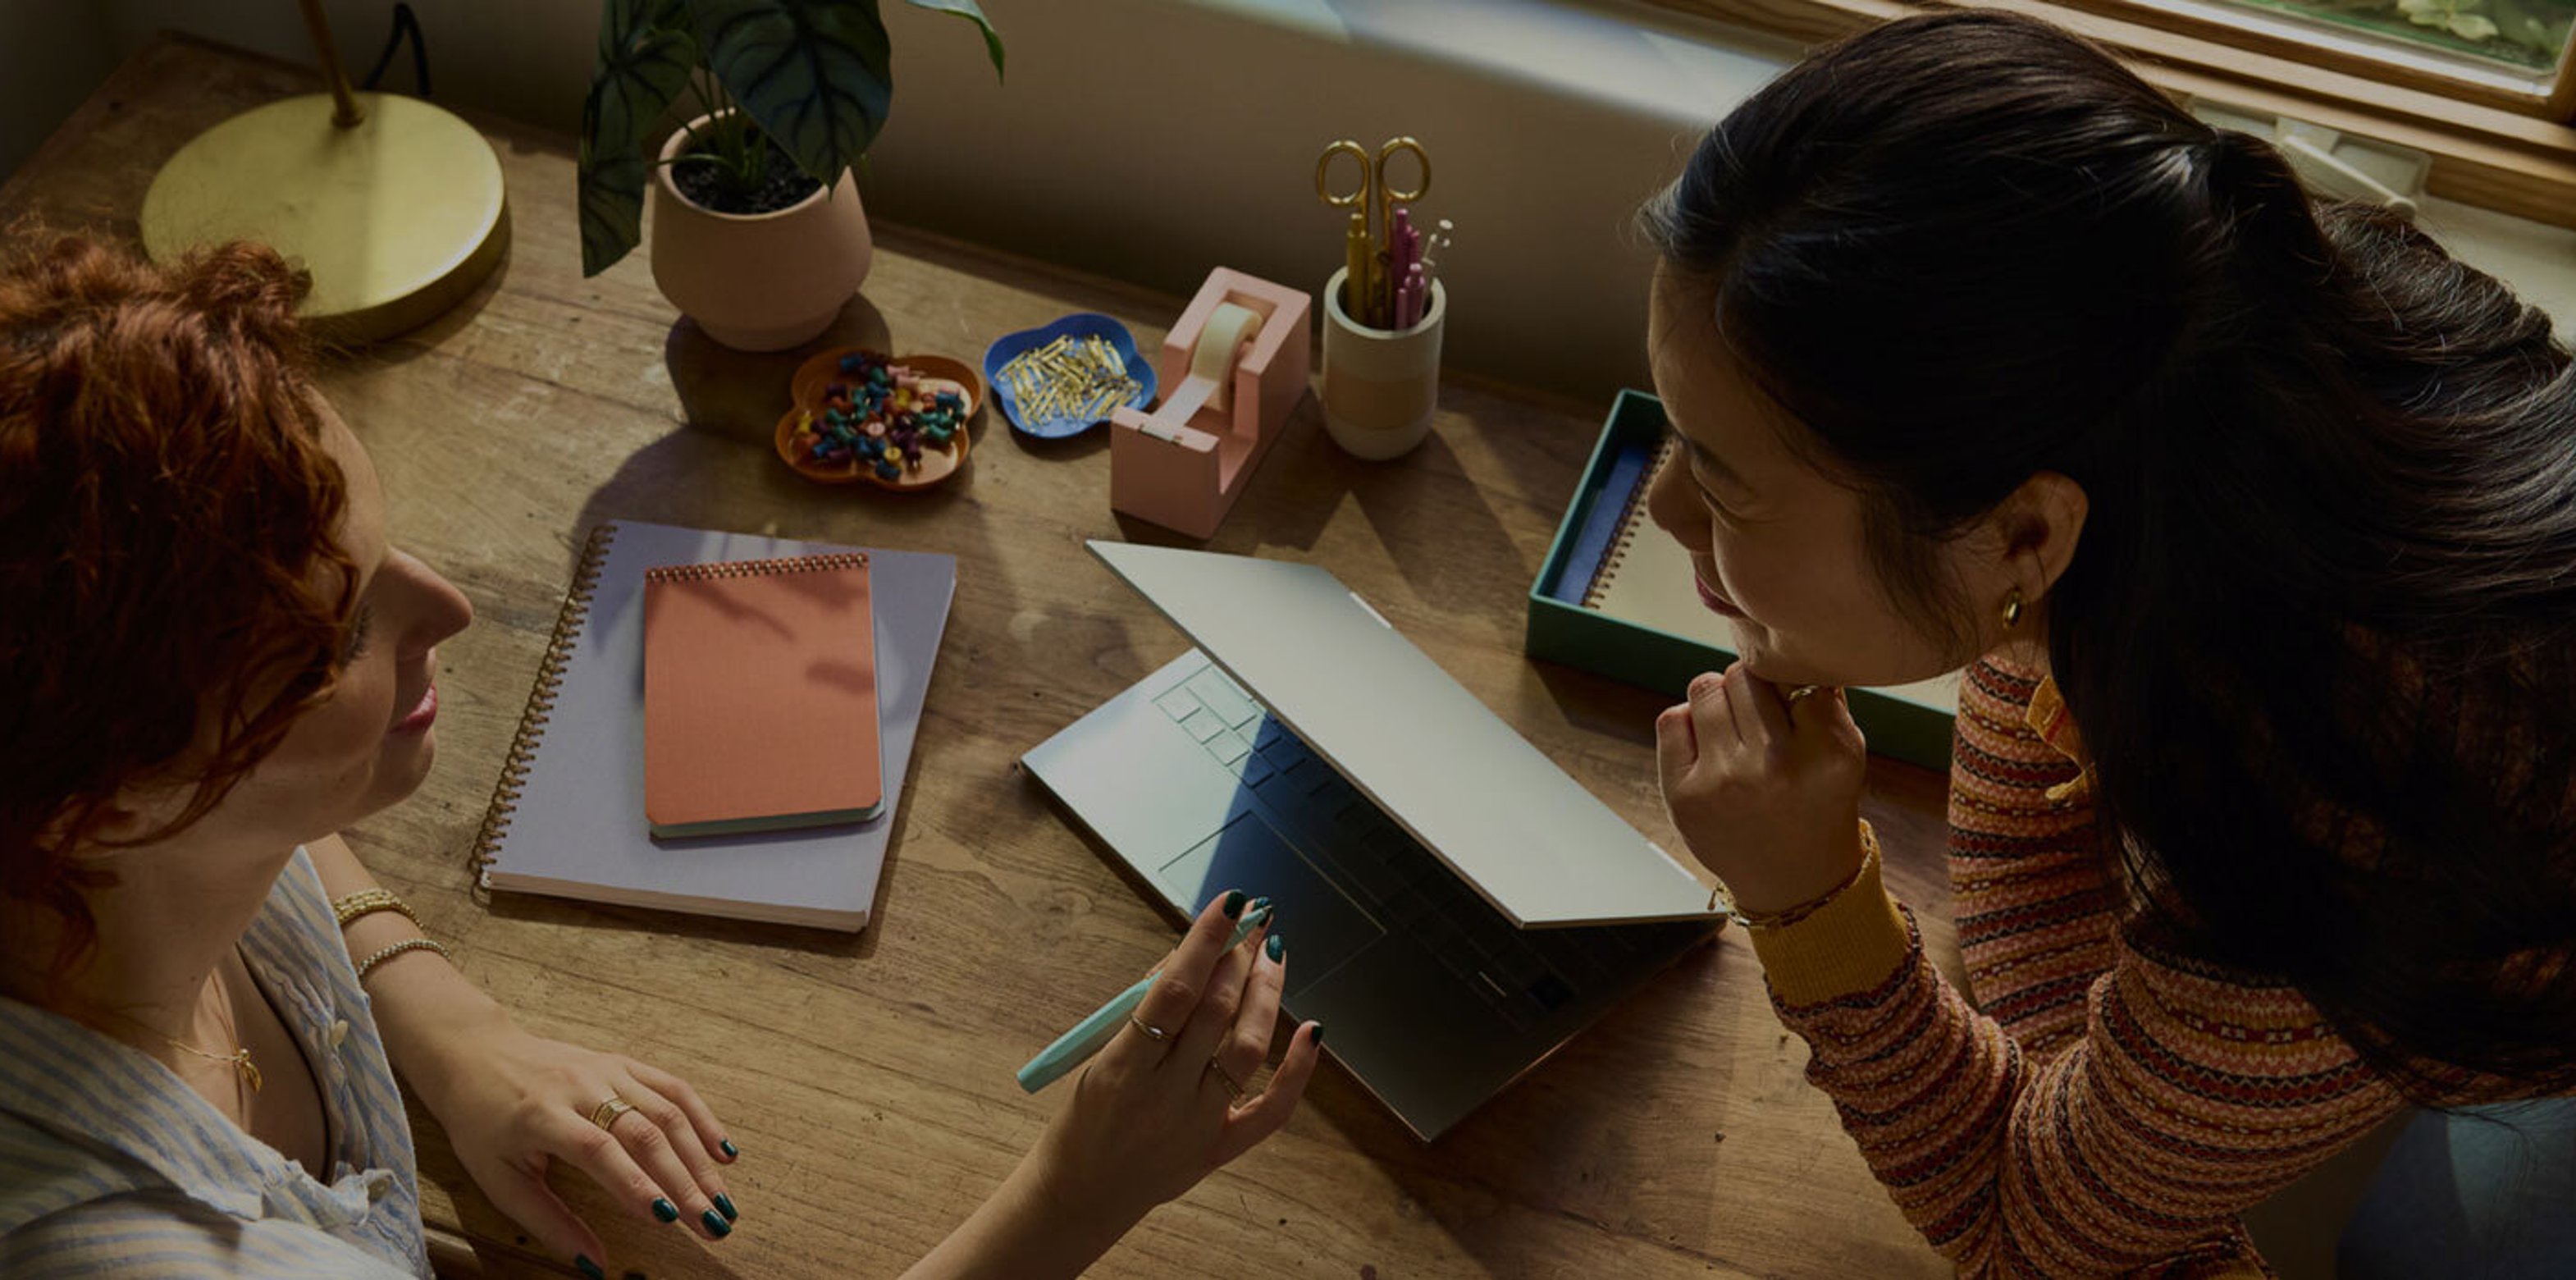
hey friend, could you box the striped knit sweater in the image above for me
[1748,658,2412,1278]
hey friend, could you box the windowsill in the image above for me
[1641,0,2576,227]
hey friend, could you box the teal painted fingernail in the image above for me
[701,1208,732,1237]
[1310,1022,1327,1047]
[1222,890,1246,918]
[576,1256,605,1280]
[1266,933,1286,962]
[714,1192,738,1223]
[719,1138,740,1159]
[651,1197,678,1223]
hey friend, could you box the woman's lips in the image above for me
[1695,574,1746,619]
[391,683,437,734]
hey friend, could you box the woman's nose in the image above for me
[390,551,474,652]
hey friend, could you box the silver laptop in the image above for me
[1021,542,1720,1139]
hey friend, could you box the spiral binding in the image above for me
[468,522,618,891]
[642,552,867,583]
[1583,438,1678,610]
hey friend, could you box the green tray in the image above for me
[1524,390,1954,770]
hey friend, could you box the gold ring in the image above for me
[588,1094,637,1131]
[1205,1056,1249,1102]
[1784,684,1819,706]
[1127,1013,1172,1042]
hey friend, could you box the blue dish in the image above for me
[981,313,1158,440]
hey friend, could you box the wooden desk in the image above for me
[3,37,1959,1279]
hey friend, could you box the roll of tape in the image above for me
[1188,302,1263,415]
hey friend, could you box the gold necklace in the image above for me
[81,958,264,1097]
[158,1033,263,1094]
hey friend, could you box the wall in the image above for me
[74,0,1797,400]
[21,0,2573,399]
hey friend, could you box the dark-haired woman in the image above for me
[0,234,1318,1278]
[1642,11,2575,1277]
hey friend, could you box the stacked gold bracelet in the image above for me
[330,888,452,983]
[354,936,451,982]
[1711,821,1881,932]
[331,887,422,931]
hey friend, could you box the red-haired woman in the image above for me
[0,234,1320,1279]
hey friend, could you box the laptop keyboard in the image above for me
[1153,665,1655,1028]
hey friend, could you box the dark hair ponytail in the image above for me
[1648,11,2576,1095]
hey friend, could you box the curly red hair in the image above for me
[0,231,357,981]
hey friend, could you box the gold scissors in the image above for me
[1316,137,1432,325]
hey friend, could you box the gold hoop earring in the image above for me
[2001,589,2025,629]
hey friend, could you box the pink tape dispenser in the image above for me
[1109,267,1312,539]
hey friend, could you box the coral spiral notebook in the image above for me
[642,553,884,838]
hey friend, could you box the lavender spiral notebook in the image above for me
[469,520,956,931]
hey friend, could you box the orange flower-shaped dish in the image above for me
[774,349,983,491]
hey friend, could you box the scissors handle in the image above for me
[1314,139,1372,208]
[1374,136,1432,205]
[1316,137,1432,327]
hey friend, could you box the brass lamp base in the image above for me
[139,92,508,344]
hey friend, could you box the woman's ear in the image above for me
[2004,470,2089,596]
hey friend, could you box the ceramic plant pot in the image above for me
[649,112,874,352]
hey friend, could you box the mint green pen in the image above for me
[1016,899,1272,1093]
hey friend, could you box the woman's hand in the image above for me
[1031,889,1321,1223]
[1656,662,1870,915]
[411,1008,740,1273]
[903,889,1322,1280]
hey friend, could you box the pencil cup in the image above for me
[1320,265,1446,460]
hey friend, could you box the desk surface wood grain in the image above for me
[2,36,1961,1279]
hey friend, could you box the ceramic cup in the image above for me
[1320,265,1446,460]
[650,112,874,352]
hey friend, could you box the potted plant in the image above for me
[578,0,1003,350]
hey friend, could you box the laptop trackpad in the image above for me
[1158,807,1382,995]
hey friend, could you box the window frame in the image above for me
[1642,0,2576,228]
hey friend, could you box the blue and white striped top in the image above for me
[0,848,430,1278]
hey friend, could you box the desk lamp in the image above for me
[139,0,507,343]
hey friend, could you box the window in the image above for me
[2207,0,2570,78]
[1642,0,2576,227]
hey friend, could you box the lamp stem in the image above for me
[295,0,366,128]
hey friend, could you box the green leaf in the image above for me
[690,0,894,190]
[584,0,697,162]
[578,0,696,276]
[902,0,1005,80]
[578,149,650,278]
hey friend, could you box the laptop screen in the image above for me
[1092,542,1714,926]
